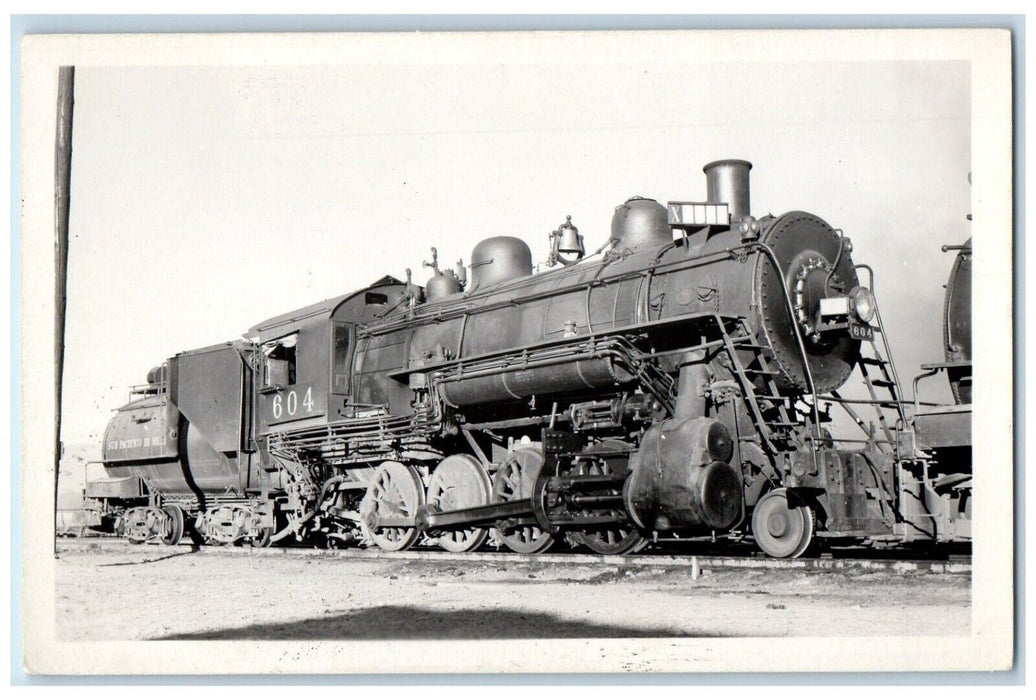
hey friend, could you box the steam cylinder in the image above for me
[625,417,742,532]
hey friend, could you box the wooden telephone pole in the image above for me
[54,66,74,552]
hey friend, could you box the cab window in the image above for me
[263,334,297,388]
[332,323,352,394]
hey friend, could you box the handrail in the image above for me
[854,263,907,423]
[745,242,822,437]
[911,366,943,416]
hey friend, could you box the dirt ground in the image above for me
[53,543,970,643]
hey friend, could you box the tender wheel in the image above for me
[122,509,150,544]
[160,504,185,546]
[751,488,815,559]
[426,455,492,553]
[360,461,425,552]
[569,441,648,555]
[491,444,553,554]
[122,516,145,545]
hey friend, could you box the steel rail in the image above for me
[54,539,972,575]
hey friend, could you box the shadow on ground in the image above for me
[154,604,720,640]
[96,547,201,567]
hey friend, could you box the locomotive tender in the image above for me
[87,160,972,558]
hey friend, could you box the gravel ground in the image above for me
[55,545,970,641]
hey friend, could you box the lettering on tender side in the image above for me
[108,435,166,451]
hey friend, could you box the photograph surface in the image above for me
[19,28,1013,674]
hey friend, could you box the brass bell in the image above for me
[557,216,585,257]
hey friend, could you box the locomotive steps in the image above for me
[55,539,970,575]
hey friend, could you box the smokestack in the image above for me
[704,159,752,221]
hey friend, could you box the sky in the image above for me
[59,46,971,446]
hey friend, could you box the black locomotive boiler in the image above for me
[86,160,972,558]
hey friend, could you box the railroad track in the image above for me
[55,538,971,575]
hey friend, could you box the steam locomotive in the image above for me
[86,160,972,558]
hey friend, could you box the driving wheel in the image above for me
[359,461,425,552]
[426,454,492,553]
[491,444,554,554]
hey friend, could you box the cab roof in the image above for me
[245,276,404,343]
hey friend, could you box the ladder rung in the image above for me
[870,379,897,388]
[857,357,888,366]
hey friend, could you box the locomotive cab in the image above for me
[254,325,330,432]
[249,276,409,437]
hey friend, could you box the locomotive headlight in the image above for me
[850,286,876,323]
